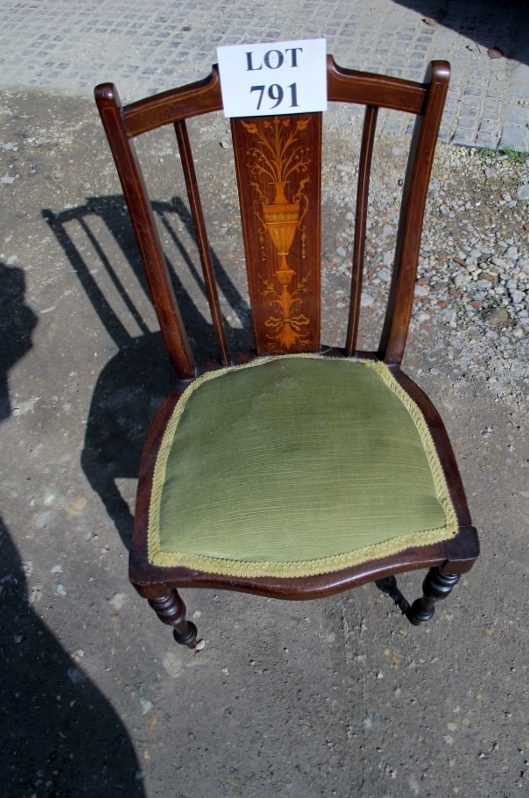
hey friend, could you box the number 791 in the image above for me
[250,83,299,111]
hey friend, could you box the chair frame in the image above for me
[95,56,479,647]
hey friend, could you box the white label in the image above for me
[217,38,327,118]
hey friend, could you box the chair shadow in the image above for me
[0,263,146,796]
[0,519,147,797]
[43,195,251,548]
[393,0,529,66]
[375,574,412,617]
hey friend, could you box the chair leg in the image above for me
[407,567,460,626]
[148,589,198,648]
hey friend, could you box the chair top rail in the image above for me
[121,69,224,138]
[326,56,430,113]
[100,55,442,141]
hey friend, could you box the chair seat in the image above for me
[147,356,458,578]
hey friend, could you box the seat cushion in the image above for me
[148,355,457,577]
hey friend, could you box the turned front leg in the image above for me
[407,567,460,626]
[148,589,198,648]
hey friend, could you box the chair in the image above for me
[94,56,479,649]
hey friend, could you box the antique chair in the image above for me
[95,56,479,649]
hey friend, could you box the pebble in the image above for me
[109,592,127,610]
[68,497,87,513]
[484,307,510,326]
[140,697,153,714]
[37,511,52,528]
[67,667,86,684]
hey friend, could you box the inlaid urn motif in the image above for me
[242,117,312,348]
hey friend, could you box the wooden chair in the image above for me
[95,56,479,649]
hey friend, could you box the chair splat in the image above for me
[231,113,322,355]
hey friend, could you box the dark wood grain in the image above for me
[123,67,223,137]
[380,61,450,364]
[95,84,195,380]
[326,55,426,112]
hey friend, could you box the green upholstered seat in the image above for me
[148,356,457,578]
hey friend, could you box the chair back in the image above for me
[95,57,449,380]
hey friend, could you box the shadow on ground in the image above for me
[43,196,251,547]
[0,261,146,797]
[394,0,529,65]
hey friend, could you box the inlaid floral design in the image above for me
[242,116,312,348]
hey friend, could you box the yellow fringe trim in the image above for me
[147,354,458,577]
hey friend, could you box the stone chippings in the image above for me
[320,114,529,416]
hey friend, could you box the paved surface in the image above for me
[1,0,529,149]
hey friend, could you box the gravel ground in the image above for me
[321,121,529,418]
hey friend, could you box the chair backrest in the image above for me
[95,56,449,381]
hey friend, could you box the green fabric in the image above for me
[152,357,454,569]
